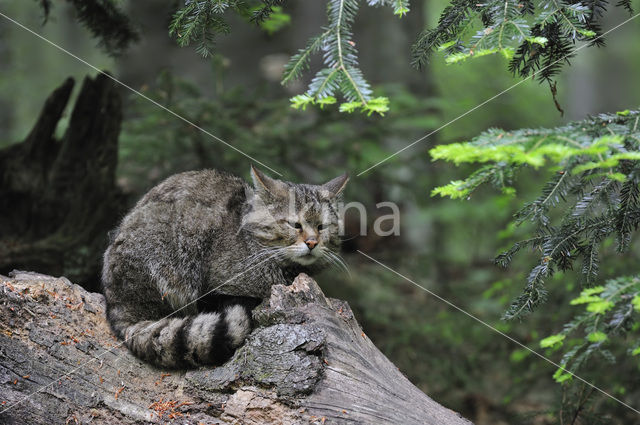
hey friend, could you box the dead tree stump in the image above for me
[0,75,124,290]
[0,271,472,425]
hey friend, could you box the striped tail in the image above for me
[115,305,252,368]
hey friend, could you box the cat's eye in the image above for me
[317,224,327,231]
[289,222,302,230]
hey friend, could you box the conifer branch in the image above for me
[169,1,247,58]
[412,0,632,95]
[433,109,640,386]
[284,0,407,115]
[282,31,330,85]
[539,276,640,382]
[166,1,404,114]
[432,109,640,317]
[36,0,139,55]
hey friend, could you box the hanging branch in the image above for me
[430,109,640,387]
[411,0,632,104]
[36,0,139,55]
[284,0,409,115]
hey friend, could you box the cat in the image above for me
[101,166,348,368]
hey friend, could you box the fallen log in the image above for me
[0,271,472,424]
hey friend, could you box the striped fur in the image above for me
[109,303,254,368]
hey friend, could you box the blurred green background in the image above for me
[1,1,639,423]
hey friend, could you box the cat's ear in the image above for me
[250,165,285,197]
[322,172,349,197]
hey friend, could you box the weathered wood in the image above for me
[0,75,124,291]
[0,271,473,424]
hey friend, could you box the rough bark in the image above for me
[0,75,124,291]
[0,271,473,425]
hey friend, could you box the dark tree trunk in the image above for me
[0,75,124,291]
[0,271,473,425]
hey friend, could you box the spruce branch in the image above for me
[169,0,249,58]
[283,0,407,115]
[251,0,287,23]
[37,0,139,55]
[411,0,633,98]
[282,31,330,85]
[615,169,640,251]
[166,0,402,114]
[432,109,640,319]
[539,276,640,382]
[367,0,410,16]
[434,109,640,387]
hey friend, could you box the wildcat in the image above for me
[101,166,348,368]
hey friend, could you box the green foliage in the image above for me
[368,0,410,16]
[118,70,436,193]
[541,276,639,383]
[256,6,290,35]
[431,110,640,320]
[6,1,640,421]
[169,0,250,58]
[281,0,408,115]
[540,333,565,349]
[37,0,138,55]
[290,95,390,116]
[432,110,640,415]
[167,0,403,114]
[411,0,634,84]
[168,0,293,57]
[250,0,286,24]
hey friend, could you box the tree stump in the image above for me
[0,75,124,291]
[0,271,472,424]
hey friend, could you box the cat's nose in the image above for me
[305,239,318,250]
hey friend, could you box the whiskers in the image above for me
[319,247,351,278]
[244,246,288,268]
[244,244,350,279]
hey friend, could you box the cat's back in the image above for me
[140,169,246,206]
[120,169,247,238]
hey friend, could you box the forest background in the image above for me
[1,1,639,423]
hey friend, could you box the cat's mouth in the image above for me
[292,253,318,265]
[288,244,321,265]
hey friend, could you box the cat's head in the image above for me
[242,165,348,268]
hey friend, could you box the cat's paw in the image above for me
[224,305,252,348]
